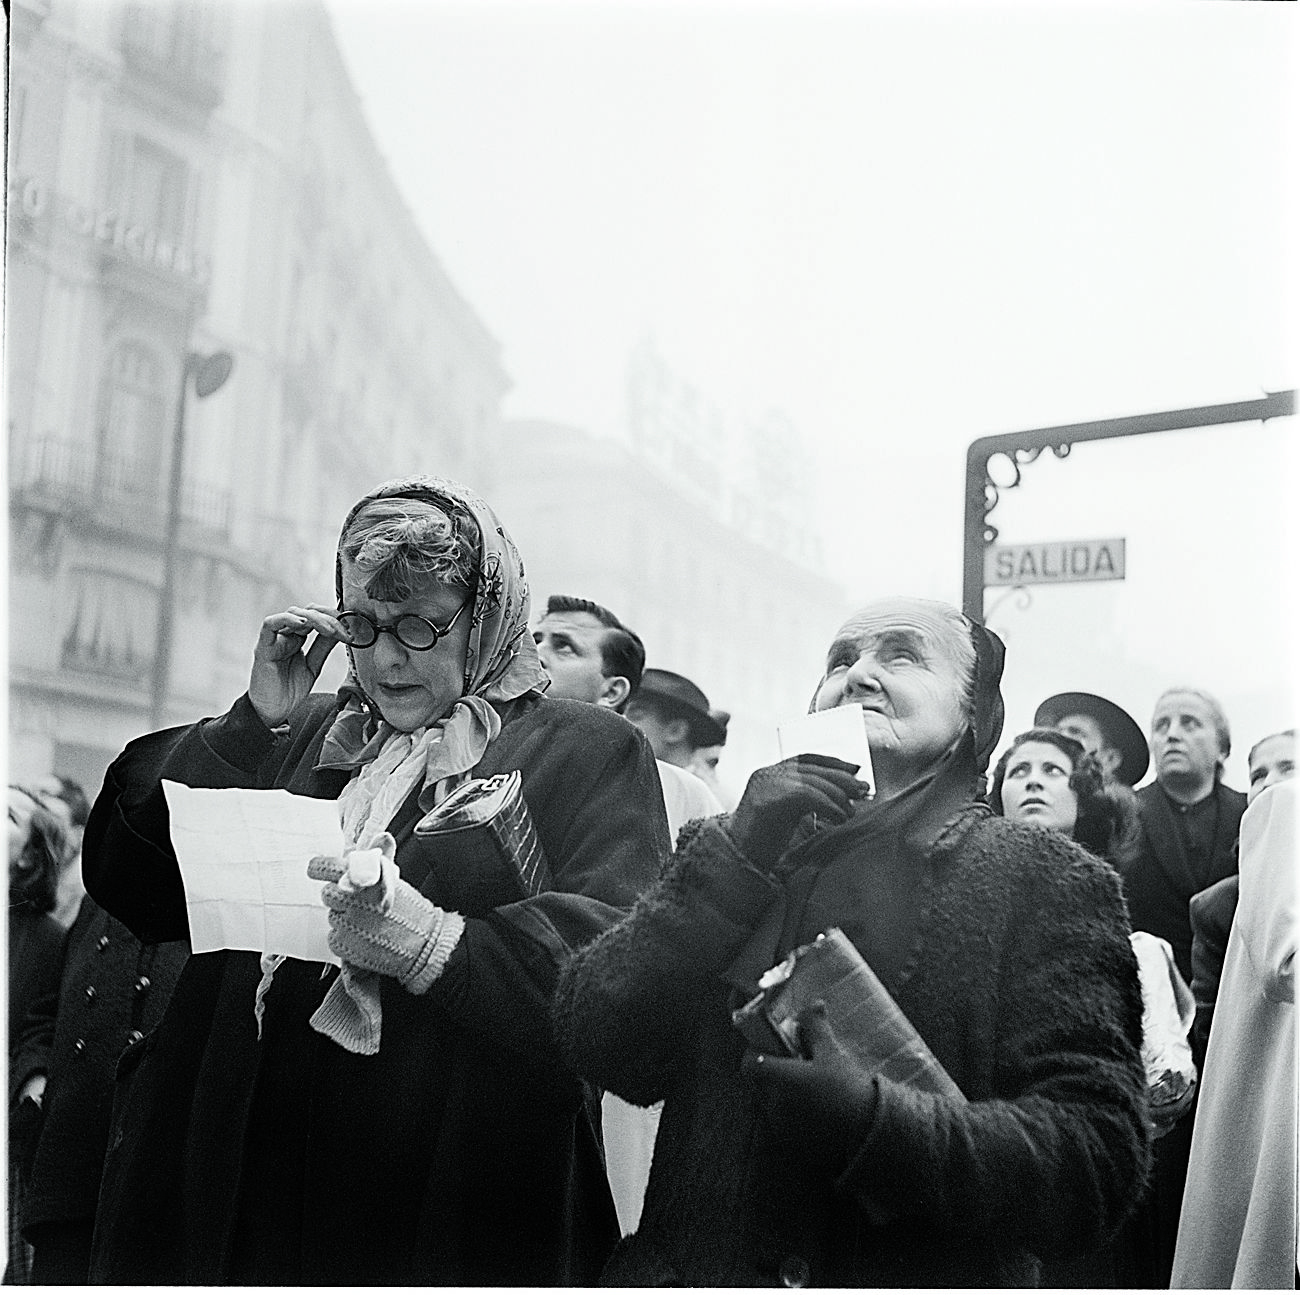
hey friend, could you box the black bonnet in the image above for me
[966,616,1006,775]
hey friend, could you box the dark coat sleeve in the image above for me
[9,919,73,1101]
[84,691,671,1069]
[1188,874,1238,1069]
[82,696,327,944]
[8,912,66,1062]
[835,828,1150,1262]
[553,818,780,1105]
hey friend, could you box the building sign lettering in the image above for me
[14,176,210,285]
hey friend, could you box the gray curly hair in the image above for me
[339,496,479,601]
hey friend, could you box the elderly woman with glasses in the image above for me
[81,477,669,1286]
[554,597,1151,1288]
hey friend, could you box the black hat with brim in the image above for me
[1034,691,1150,786]
[633,669,727,748]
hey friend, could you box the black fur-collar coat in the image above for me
[554,804,1151,1288]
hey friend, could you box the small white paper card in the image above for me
[163,780,345,964]
[776,705,875,795]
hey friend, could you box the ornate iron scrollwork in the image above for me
[981,443,1073,545]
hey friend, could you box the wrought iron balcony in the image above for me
[11,436,233,540]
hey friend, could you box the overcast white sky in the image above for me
[324,0,1297,785]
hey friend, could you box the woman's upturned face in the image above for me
[1000,740,1079,835]
[339,559,474,732]
[8,787,38,870]
[813,600,970,795]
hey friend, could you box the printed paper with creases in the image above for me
[162,780,344,963]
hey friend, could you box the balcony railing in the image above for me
[11,436,233,538]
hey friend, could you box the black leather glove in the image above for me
[726,754,870,873]
[742,1001,880,1176]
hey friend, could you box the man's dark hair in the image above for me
[49,775,91,828]
[545,595,646,706]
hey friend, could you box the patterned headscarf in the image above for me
[314,475,547,804]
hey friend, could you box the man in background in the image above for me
[687,708,735,810]
[1120,686,1247,1288]
[534,598,721,840]
[626,668,727,772]
[32,775,91,927]
[532,594,720,1235]
[1187,728,1295,1066]
[1034,690,1149,787]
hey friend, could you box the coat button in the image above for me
[97,934,110,951]
[126,1030,144,1045]
[84,984,97,1003]
[779,1256,812,1289]
[73,1038,86,1055]
[134,975,151,994]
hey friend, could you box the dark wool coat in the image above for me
[9,896,188,1261]
[1187,873,1238,1075]
[1125,782,1246,984]
[553,808,1151,1288]
[8,908,65,1049]
[82,691,670,1286]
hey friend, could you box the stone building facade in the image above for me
[8,0,509,792]
[491,414,849,789]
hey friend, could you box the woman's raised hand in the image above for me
[726,754,871,872]
[249,604,348,728]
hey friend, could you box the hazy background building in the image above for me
[492,401,847,788]
[8,0,845,801]
[8,0,509,792]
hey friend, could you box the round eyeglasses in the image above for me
[336,599,470,652]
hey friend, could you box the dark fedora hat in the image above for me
[1034,691,1150,786]
[632,669,727,748]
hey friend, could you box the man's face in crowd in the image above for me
[1151,691,1223,786]
[1247,733,1296,804]
[1054,712,1122,779]
[533,610,615,705]
[623,698,686,764]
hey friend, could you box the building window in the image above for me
[61,567,157,682]
[127,137,188,247]
[121,2,227,109]
[99,341,168,498]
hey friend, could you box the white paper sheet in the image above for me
[163,780,345,963]
[776,705,875,795]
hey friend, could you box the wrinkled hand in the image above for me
[742,1002,880,1175]
[727,754,870,872]
[249,603,348,728]
[308,835,462,995]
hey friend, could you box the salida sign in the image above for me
[985,537,1126,587]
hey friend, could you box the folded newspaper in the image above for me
[413,769,552,913]
[732,927,965,1101]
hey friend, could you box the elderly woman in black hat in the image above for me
[81,477,669,1286]
[555,596,1151,1288]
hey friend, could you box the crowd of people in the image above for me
[6,473,1294,1288]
